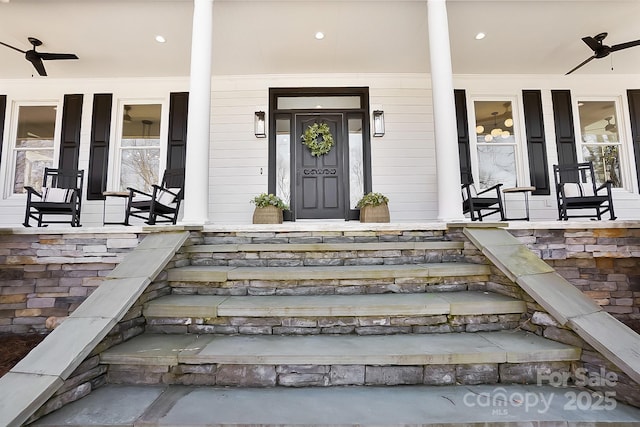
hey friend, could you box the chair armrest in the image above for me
[23,186,42,198]
[477,183,503,196]
[153,185,181,205]
[595,180,614,194]
[127,187,153,199]
[153,185,179,197]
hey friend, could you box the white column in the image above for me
[427,0,464,221]
[182,0,213,224]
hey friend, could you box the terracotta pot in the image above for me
[359,203,390,223]
[252,205,283,224]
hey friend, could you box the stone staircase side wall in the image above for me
[510,228,640,332]
[0,231,144,334]
[470,227,640,409]
[25,245,187,424]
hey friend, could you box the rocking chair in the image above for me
[23,168,84,227]
[553,162,616,220]
[124,168,185,225]
[461,179,505,221]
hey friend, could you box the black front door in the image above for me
[295,114,346,219]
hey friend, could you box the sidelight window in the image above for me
[275,117,291,206]
[348,117,364,209]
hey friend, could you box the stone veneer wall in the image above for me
[0,230,144,334]
[474,226,640,409]
[509,227,640,333]
[0,226,638,335]
[25,233,191,424]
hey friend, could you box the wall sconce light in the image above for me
[254,111,266,138]
[373,110,385,137]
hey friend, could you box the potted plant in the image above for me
[356,192,390,223]
[251,193,288,224]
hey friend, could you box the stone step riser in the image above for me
[169,277,489,296]
[188,250,466,268]
[106,361,572,387]
[145,313,523,335]
[166,263,492,298]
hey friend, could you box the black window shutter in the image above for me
[522,90,550,195]
[454,89,472,184]
[0,95,6,170]
[627,90,640,193]
[166,92,189,170]
[551,90,577,166]
[87,94,113,200]
[58,94,84,171]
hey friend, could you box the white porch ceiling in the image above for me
[0,0,639,79]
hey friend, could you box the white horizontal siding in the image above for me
[1,73,640,226]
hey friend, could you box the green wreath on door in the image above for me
[301,122,334,156]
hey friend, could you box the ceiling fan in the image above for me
[0,37,78,76]
[566,32,640,75]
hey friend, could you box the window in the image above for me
[348,117,364,208]
[116,103,162,192]
[577,100,622,187]
[275,117,291,206]
[11,104,58,194]
[472,100,519,188]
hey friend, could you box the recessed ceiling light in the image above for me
[155,35,166,43]
[475,32,486,40]
[315,32,325,40]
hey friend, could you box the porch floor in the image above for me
[1,218,632,236]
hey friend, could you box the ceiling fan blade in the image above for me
[28,56,47,76]
[0,40,26,54]
[582,36,601,52]
[610,39,640,52]
[565,55,596,75]
[39,52,79,61]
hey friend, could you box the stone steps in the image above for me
[143,291,527,335]
[145,291,526,318]
[23,230,640,426]
[184,239,469,269]
[99,331,581,386]
[167,263,492,296]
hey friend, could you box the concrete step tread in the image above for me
[32,384,640,426]
[143,291,527,318]
[168,262,491,282]
[100,330,580,366]
[183,241,464,253]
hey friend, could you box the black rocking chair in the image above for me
[553,162,616,220]
[23,168,84,227]
[125,168,185,225]
[461,179,505,221]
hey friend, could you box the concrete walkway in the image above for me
[32,384,640,426]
